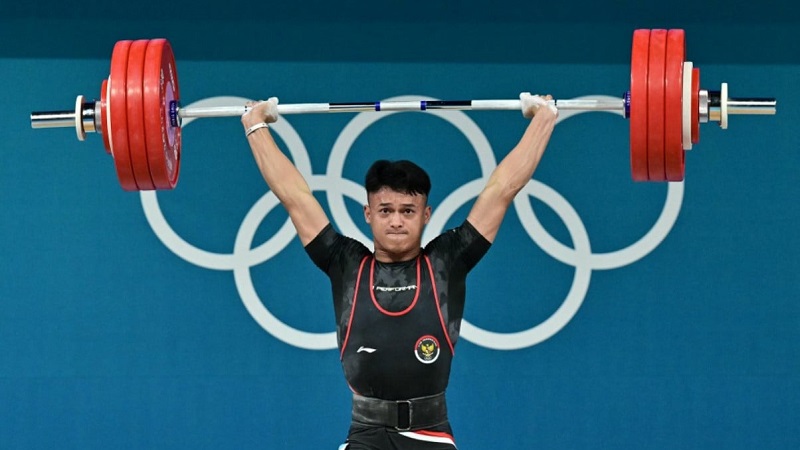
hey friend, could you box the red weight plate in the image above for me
[143,38,181,190]
[126,39,156,190]
[100,79,111,154]
[692,67,700,144]
[108,40,139,191]
[664,29,685,181]
[629,29,650,181]
[647,29,667,181]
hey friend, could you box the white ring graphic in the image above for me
[468,183,594,349]
[233,175,365,350]
[141,95,684,351]
[515,97,685,271]
[141,97,313,270]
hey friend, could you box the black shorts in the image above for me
[340,424,457,450]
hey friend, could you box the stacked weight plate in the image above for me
[90,30,713,189]
[629,29,701,181]
[102,39,181,191]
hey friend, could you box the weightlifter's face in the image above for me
[364,187,431,262]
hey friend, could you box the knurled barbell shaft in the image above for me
[29,94,777,130]
[28,98,626,129]
[178,98,626,119]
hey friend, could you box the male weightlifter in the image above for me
[241,93,557,449]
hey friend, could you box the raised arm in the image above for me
[241,99,330,246]
[466,93,558,243]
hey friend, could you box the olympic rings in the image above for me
[140,95,684,351]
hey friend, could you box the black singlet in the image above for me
[305,220,490,400]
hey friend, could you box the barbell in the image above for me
[30,29,776,191]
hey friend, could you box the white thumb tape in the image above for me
[519,92,534,118]
[264,97,280,122]
[519,92,558,118]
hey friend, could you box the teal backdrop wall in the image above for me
[1,2,798,449]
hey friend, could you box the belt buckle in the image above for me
[395,399,412,431]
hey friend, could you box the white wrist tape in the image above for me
[245,122,270,137]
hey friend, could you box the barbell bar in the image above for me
[29,29,777,191]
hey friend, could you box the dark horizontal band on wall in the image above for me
[1,19,797,64]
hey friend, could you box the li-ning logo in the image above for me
[415,336,440,364]
[140,95,685,351]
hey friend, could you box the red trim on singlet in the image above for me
[423,254,455,355]
[400,430,457,447]
[414,430,456,441]
[369,256,421,316]
[340,255,370,360]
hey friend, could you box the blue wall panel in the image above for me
[1,4,798,448]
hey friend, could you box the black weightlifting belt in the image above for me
[351,392,448,431]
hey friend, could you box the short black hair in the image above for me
[365,160,431,198]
